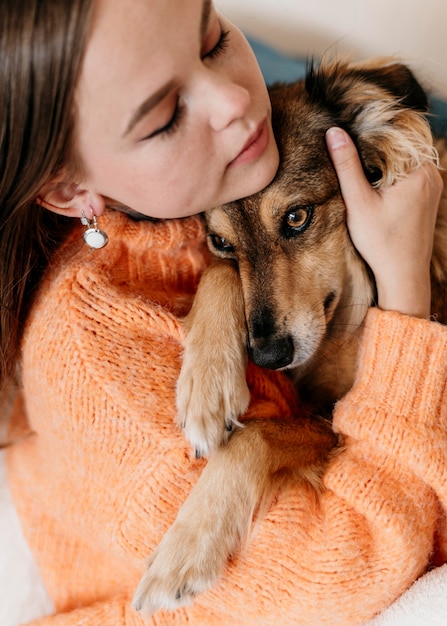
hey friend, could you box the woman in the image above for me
[1,1,445,624]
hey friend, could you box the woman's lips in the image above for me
[228,119,270,168]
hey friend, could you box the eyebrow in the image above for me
[123,0,212,138]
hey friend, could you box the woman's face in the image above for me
[75,0,279,219]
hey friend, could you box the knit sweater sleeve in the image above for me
[200,308,447,626]
[20,307,447,626]
[10,213,447,626]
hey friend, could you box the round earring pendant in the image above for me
[83,227,109,249]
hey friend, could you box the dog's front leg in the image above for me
[132,417,336,616]
[177,259,250,458]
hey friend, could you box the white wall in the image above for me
[217,0,447,98]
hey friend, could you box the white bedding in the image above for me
[0,450,54,626]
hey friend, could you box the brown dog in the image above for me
[133,58,447,614]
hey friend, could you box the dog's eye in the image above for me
[282,205,314,237]
[208,233,235,255]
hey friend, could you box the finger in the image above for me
[325,127,375,212]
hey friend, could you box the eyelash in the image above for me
[145,28,230,140]
[203,28,230,60]
[155,102,185,138]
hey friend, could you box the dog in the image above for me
[133,58,447,615]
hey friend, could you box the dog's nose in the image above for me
[251,335,294,370]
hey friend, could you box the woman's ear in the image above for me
[36,181,106,219]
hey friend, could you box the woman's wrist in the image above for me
[375,268,431,319]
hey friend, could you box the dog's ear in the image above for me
[305,59,429,115]
[349,63,429,113]
[305,59,437,186]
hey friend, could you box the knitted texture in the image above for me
[5,210,447,625]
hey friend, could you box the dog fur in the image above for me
[133,58,447,615]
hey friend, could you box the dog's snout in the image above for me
[249,307,294,369]
[251,335,294,370]
[251,306,276,340]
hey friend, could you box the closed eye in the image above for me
[202,28,230,60]
[142,101,186,140]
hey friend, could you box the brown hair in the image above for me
[0,0,93,391]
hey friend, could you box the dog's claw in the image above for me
[132,521,224,616]
[176,354,251,452]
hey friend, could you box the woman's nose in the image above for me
[195,70,251,131]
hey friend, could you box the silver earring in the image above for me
[80,211,109,250]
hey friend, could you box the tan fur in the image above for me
[133,59,447,614]
[133,418,335,614]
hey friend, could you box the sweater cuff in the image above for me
[333,308,447,438]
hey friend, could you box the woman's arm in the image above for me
[24,310,447,626]
[16,214,447,626]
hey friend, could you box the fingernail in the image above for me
[326,127,348,149]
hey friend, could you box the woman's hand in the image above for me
[326,127,442,319]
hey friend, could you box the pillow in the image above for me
[250,37,447,137]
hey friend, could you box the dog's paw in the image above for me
[176,355,250,458]
[132,522,224,616]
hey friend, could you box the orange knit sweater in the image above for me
[5,210,447,626]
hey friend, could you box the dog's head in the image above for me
[205,59,437,400]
